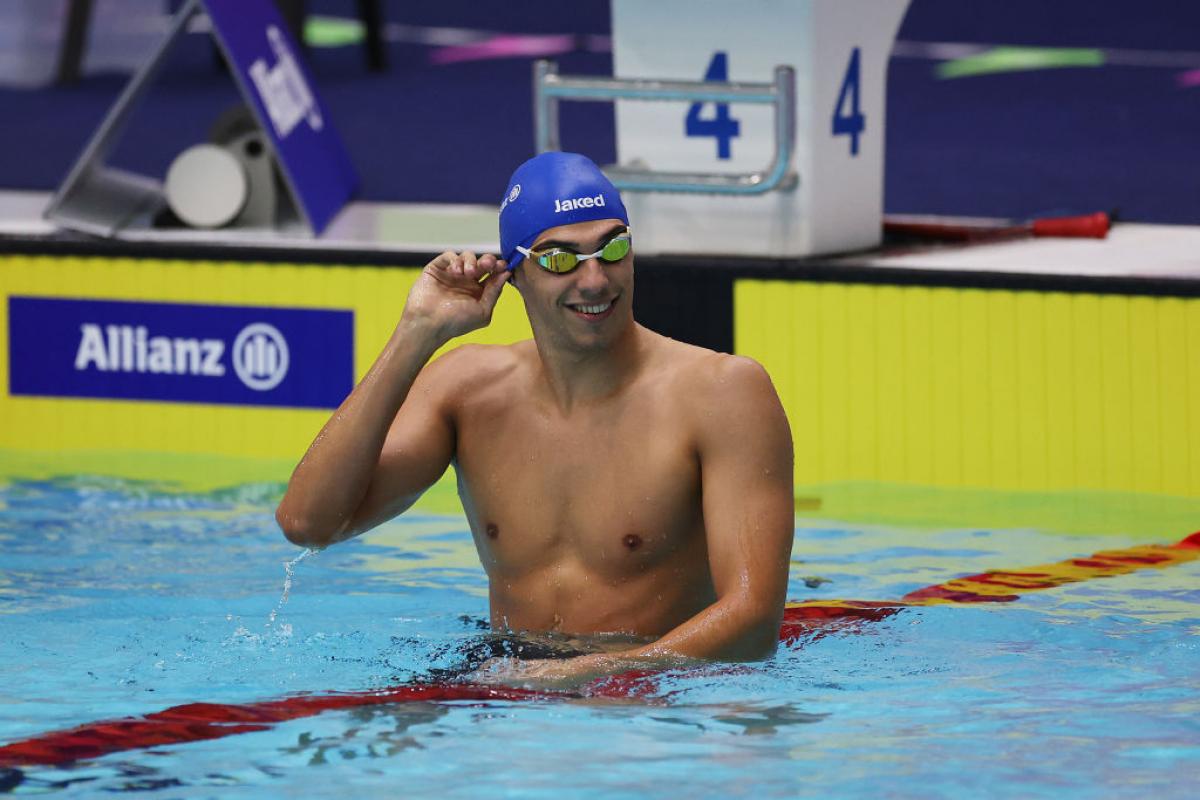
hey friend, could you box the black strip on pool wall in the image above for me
[634,268,734,354]
[5,234,1199,299]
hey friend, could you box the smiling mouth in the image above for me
[565,295,619,320]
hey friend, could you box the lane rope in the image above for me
[2,531,1197,769]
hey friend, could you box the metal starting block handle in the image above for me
[533,60,798,195]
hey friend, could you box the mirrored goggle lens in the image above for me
[538,251,579,272]
[533,235,632,273]
[599,236,631,262]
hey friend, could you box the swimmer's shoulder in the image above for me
[644,328,774,397]
[420,339,535,406]
[644,329,782,425]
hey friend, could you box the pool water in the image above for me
[1,474,1197,798]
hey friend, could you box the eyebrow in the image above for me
[532,224,628,252]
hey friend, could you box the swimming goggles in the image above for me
[516,230,632,274]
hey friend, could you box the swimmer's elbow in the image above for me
[736,619,780,662]
[746,626,780,661]
[729,593,785,661]
[275,505,340,550]
[276,492,419,549]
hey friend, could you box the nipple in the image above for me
[622,533,643,551]
[486,523,500,540]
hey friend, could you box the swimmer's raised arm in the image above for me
[275,251,510,549]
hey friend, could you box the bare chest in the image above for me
[453,402,703,581]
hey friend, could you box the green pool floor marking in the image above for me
[4,449,1200,540]
[937,46,1106,79]
[795,481,1200,542]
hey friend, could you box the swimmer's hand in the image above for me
[402,250,510,342]
[474,651,691,691]
[473,654,629,690]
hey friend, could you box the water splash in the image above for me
[266,548,317,629]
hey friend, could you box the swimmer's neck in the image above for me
[531,322,648,411]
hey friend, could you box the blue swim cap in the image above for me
[499,152,629,271]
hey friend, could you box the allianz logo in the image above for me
[554,193,606,213]
[74,322,290,391]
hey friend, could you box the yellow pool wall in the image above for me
[3,253,1198,536]
[734,279,1199,499]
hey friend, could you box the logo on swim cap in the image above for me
[554,194,605,213]
[500,184,521,212]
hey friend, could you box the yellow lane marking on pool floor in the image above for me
[786,532,1200,612]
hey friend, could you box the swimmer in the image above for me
[276,152,794,687]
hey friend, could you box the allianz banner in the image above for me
[8,297,353,409]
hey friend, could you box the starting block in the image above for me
[535,0,910,258]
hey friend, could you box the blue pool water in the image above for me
[1,475,1197,798]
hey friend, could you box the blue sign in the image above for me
[8,297,354,409]
[203,0,358,234]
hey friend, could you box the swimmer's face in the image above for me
[513,217,634,351]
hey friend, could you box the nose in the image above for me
[573,254,610,295]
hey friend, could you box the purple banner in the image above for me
[203,0,358,233]
[8,296,353,409]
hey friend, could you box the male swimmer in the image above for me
[276,152,794,687]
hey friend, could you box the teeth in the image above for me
[574,302,610,314]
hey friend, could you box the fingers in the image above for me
[427,251,471,275]
[427,252,468,288]
[472,656,515,684]
[458,251,479,281]
[432,250,457,268]
[428,251,509,283]
[480,268,510,308]
[476,253,503,275]
[466,253,509,282]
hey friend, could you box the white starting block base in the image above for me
[612,0,909,259]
